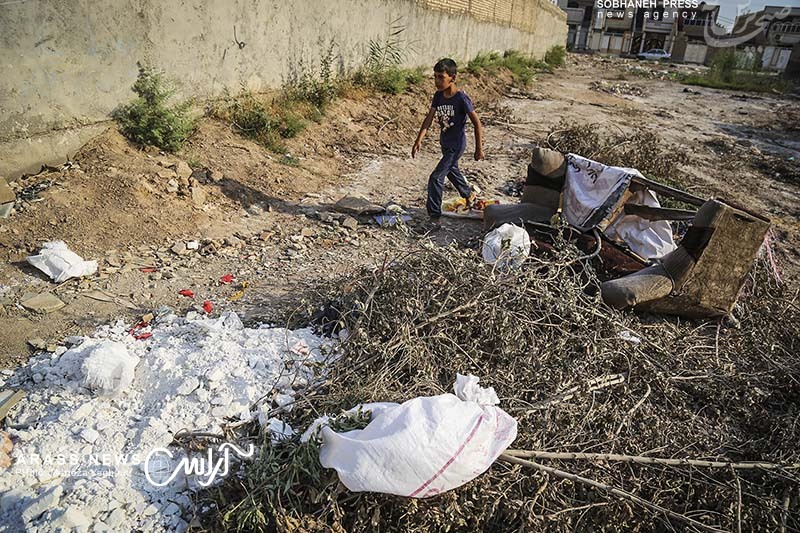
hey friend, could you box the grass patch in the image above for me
[211,91,310,153]
[466,49,551,84]
[112,63,196,152]
[681,49,793,93]
[351,21,424,94]
[284,42,342,111]
[544,45,566,68]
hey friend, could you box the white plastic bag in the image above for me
[313,374,517,498]
[27,241,97,283]
[482,223,531,269]
[605,189,677,260]
[81,340,140,396]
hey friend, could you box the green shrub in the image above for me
[465,50,550,84]
[112,63,195,152]
[710,48,738,83]
[354,65,424,94]
[544,45,566,68]
[351,22,423,94]
[217,91,306,152]
[284,42,341,110]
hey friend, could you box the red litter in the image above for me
[139,267,158,273]
[220,274,235,284]
[179,289,195,298]
[129,321,152,341]
[203,300,213,314]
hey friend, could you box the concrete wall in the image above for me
[0,0,566,178]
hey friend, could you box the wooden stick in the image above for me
[503,449,800,470]
[623,203,697,221]
[498,454,729,533]
[630,175,705,207]
[526,373,625,412]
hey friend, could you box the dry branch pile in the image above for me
[203,239,799,532]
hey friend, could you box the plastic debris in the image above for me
[482,223,531,270]
[308,374,517,498]
[179,289,194,298]
[26,241,97,283]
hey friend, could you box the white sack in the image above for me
[315,374,518,498]
[81,340,140,396]
[605,189,677,259]
[563,154,640,231]
[27,241,97,283]
[482,223,531,269]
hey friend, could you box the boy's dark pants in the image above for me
[426,145,472,219]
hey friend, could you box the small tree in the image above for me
[113,63,195,152]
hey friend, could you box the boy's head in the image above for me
[433,58,457,91]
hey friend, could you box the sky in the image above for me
[714,0,800,28]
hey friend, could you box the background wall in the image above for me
[0,0,566,178]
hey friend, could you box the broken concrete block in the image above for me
[342,216,359,231]
[333,195,384,215]
[191,186,207,207]
[0,177,15,204]
[173,161,193,180]
[21,293,66,314]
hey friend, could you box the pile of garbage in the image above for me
[206,241,800,532]
[589,80,646,98]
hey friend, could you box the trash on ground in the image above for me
[374,214,412,226]
[220,273,235,284]
[308,374,517,497]
[483,145,770,318]
[178,289,194,298]
[26,241,98,283]
[482,223,531,269]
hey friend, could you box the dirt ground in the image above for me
[1,54,798,368]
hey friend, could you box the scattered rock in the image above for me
[172,161,193,180]
[333,195,384,215]
[342,216,359,231]
[191,186,207,207]
[156,169,175,180]
[300,227,317,238]
[80,427,99,444]
[21,485,63,523]
[247,204,264,216]
[27,338,48,351]
[166,179,179,194]
[47,507,91,530]
[21,293,66,314]
[170,242,189,256]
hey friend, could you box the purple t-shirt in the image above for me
[432,90,474,151]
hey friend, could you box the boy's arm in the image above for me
[468,110,485,161]
[412,107,436,158]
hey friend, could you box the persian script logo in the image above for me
[705,4,793,47]
[144,443,255,487]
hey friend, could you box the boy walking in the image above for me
[412,58,484,228]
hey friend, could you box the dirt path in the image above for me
[1,54,798,369]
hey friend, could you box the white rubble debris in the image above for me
[0,310,335,532]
